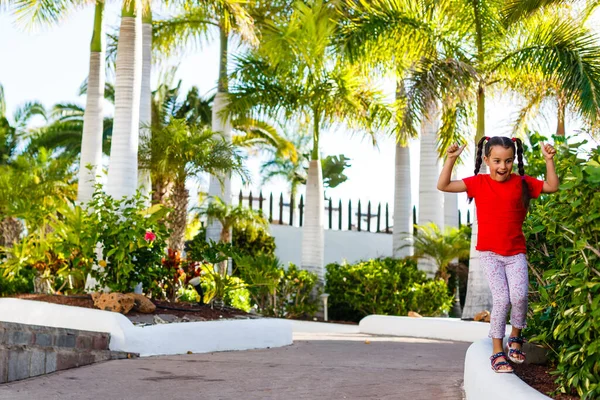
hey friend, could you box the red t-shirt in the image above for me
[462,173,544,256]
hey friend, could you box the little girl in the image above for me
[437,136,559,373]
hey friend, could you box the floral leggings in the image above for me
[480,251,529,339]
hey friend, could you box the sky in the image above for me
[0,3,590,224]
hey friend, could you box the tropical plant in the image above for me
[401,223,471,283]
[87,188,170,293]
[153,0,258,242]
[226,0,391,284]
[523,135,600,398]
[139,118,246,251]
[198,197,269,245]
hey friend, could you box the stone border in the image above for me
[0,299,292,357]
[357,315,550,399]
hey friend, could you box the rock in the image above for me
[92,293,135,314]
[474,310,491,322]
[408,311,423,318]
[130,293,156,313]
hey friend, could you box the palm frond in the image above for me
[12,101,46,134]
[49,103,85,122]
[502,0,569,26]
[9,0,82,31]
[499,16,600,125]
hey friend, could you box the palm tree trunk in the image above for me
[444,172,459,229]
[77,0,105,204]
[206,26,232,244]
[168,180,189,252]
[462,81,493,319]
[393,142,412,257]
[0,216,23,247]
[556,94,566,136]
[106,0,143,199]
[302,116,324,285]
[418,100,444,276]
[137,6,152,201]
[392,80,412,258]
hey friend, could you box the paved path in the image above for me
[0,323,469,400]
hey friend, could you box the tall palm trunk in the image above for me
[393,142,412,257]
[0,216,23,248]
[106,0,143,199]
[301,115,325,286]
[393,81,412,258]
[168,180,189,252]
[556,94,566,136]
[462,81,493,319]
[77,1,105,204]
[138,6,152,200]
[207,26,232,244]
[418,100,444,276]
[444,173,459,229]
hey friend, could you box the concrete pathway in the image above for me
[0,322,469,400]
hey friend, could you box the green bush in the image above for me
[88,190,171,294]
[0,266,34,296]
[325,257,453,322]
[524,136,600,398]
[234,253,319,318]
[232,226,276,257]
[186,224,275,261]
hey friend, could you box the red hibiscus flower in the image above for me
[144,231,157,242]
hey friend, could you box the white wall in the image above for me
[269,225,392,267]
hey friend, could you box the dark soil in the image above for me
[9,294,254,322]
[513,363,580,400]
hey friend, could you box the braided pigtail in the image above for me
[514,138,530,210]
[468,136,488,204]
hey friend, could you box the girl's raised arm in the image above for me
[437,144,467,193]
[540,142,559,193]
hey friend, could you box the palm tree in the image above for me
[139,79,248,251]
[106,0,143,199]
[77,0,107,204]
[226,0,391,284]
[404,223,471,283]
[137,3,153,199]
[152,0,257,243]
[338,0,473,260]
[457,2,600,318]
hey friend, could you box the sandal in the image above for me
[506,336,526,364]
[490,351,513,373]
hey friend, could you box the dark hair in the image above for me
[469,136,530,209]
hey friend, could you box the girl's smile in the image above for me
[484,146,515,182]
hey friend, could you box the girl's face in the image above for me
[484,145,514,182]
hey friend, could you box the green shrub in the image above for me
[0,266,34,296]
[234,254,319,318]
[232,226,276,257]
[524,136,600,399]
[186,225,275,261]
[223,276,252,312]
[88,190,171,294]
[325,257,453,322]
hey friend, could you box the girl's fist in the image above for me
[541,142,557,160]
[447,143,466,159]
